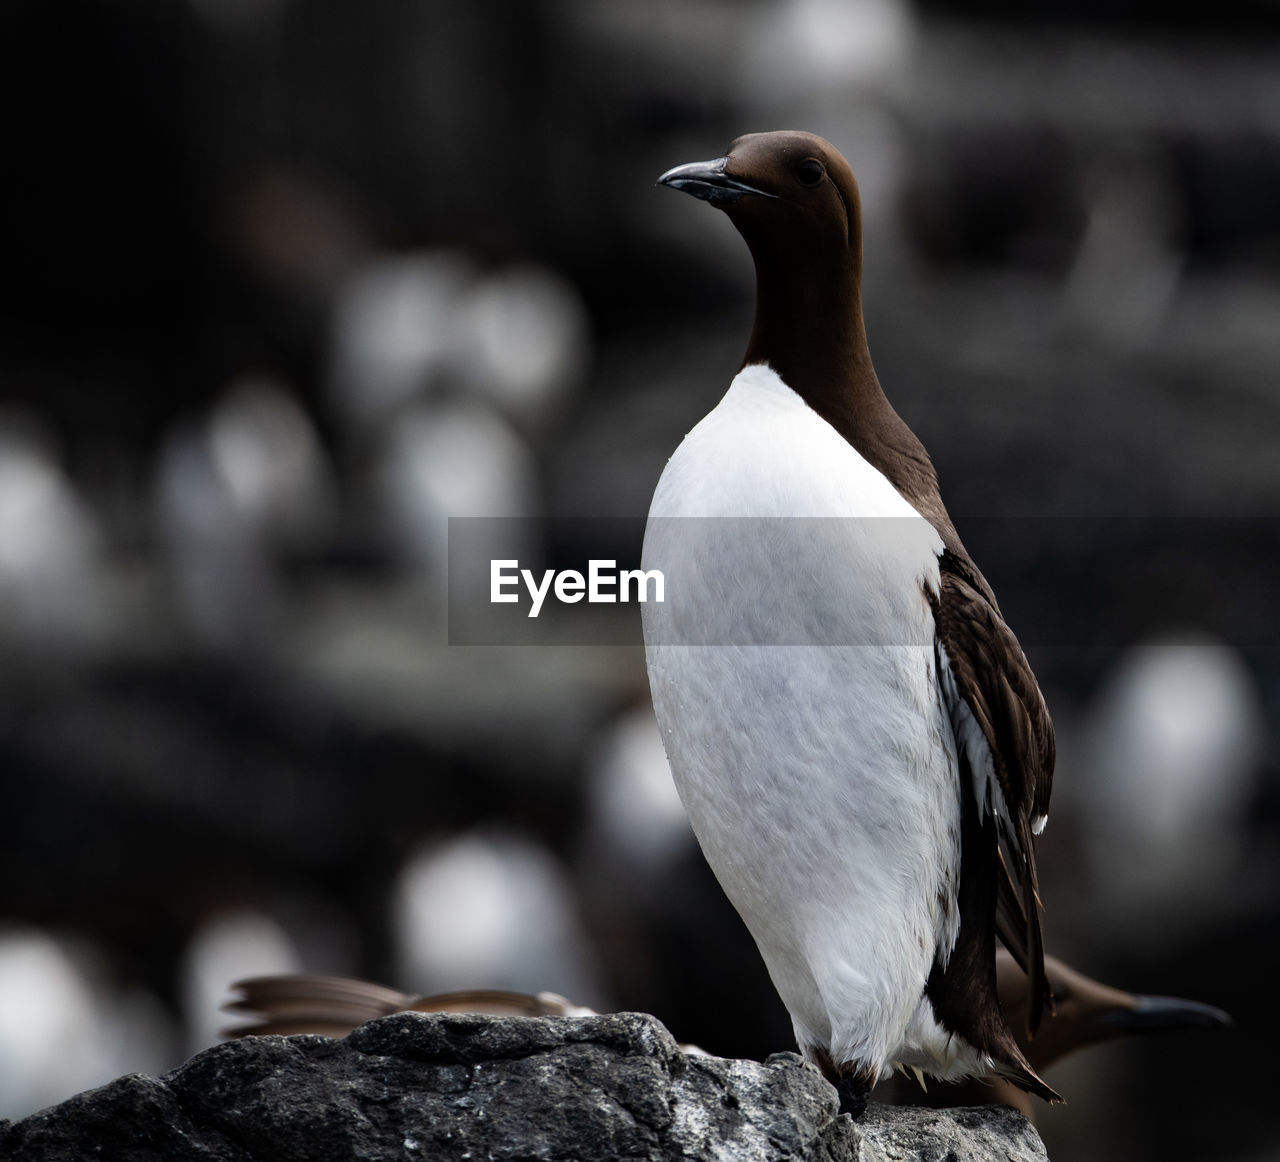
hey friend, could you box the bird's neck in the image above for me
[740,251,914,486]
[741,246,958,554]
[742,255,883,422]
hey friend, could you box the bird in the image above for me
[885,950,1231,1116]
[641,131,1059,1118]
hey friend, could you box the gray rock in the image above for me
[0,1012,1047,1161]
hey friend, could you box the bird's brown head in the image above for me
[658,130,876,392]
[658,130,863,276]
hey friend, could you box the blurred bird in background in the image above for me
[1073,636,1265,943]
[880,951,1231,1118]
[225,948,1229,1124]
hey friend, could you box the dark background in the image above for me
[2,1,1278,1158]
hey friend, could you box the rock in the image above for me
[0,1012,1048,1162]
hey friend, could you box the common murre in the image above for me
[641,130,1060,1117]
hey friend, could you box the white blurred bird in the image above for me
[583,706,694,877]
[373,398,541,590]
[451,264,590,434]
[0,928,173,1120]
[392,830,605,1006]
[329,251,479,431]
[206,376,335,556]
[0,416,105,648]
[1077,635,1264,937]
[155,377,334,652]
[184,909,301,1053]
[330,250,588,435]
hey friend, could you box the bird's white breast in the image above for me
[642,363,962,1075]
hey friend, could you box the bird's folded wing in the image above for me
[930,551,1055,1033]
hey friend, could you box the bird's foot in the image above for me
[836,1072,872,1120]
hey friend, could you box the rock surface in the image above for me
[0,1012,1048,1162]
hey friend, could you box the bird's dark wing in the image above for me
[224,973,415,1038]
[929,549,1055,1034]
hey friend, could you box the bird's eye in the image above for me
[795,158,824,187]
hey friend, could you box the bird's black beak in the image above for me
[657,158,777,206]
[1095,995,1233,1033]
